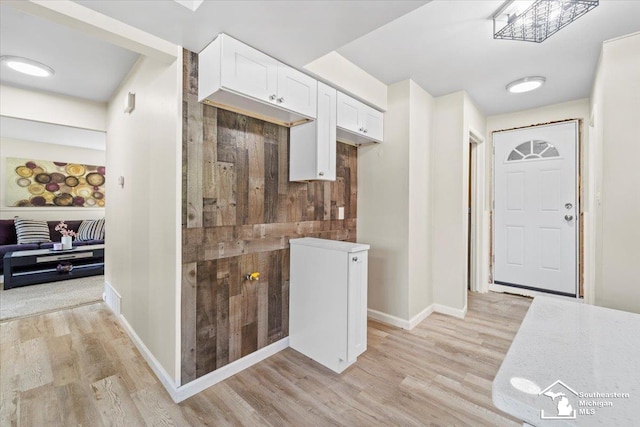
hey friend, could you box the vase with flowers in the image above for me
[55,220,77,250]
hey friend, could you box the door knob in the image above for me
[564,215,574,221]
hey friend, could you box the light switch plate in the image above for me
[338,207,345,220]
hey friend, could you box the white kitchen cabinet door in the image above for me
[277,65,317,119]
[220,35,279,105]
[336,91,383,144]
[289,82,336,181]
[337,92,361,132]
[361,108,384,142]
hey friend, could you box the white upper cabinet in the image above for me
[336,91,384,144]
[220,35,279,103]
[290,82,337,181]
[277,65,317,119]
[199,34,317,127]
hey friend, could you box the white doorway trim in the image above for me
[468,127,489,293]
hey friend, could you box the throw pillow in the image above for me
[14,217,52,244]
[77,218,105,241]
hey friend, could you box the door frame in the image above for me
[468,128,487,293]
[488,119,583,299]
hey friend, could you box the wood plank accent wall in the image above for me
[181,50,358,384]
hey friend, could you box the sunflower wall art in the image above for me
[5,157,105,207]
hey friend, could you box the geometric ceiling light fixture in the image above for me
[0,55,55,77]
[493,0,599,43]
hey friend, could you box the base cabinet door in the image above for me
[347,250,368,362]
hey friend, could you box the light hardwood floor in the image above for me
[0,291,531,426]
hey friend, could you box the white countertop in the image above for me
[493,296,640,426]
[289,237,370,253]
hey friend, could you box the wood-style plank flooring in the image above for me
[0,291,531,426]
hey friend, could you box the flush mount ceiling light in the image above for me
[493,0,599,43]
[506,76,546,93]
[0,56,55,77]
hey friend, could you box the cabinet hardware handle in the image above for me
[277,97,284,103]
[269,94,277,101]
[352,257,358,262]
[319,171,325,176]
[359,127,364,132]
[363,129,368,133]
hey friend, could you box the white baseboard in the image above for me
[103,281,121,316]
[174,337,289,403]
[433,303,467,319]
[409,304,435,329]
[118,314,180,402]
[367,308,412,329]
[368,305,435,330]
[110,297,289,403]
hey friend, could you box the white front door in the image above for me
[493,121,578,296]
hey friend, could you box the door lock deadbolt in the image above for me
[565,203,573,209]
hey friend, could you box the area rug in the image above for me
[0,275,104,321]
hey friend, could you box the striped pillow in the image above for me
[14,217,51,244]
[77,218,105,241]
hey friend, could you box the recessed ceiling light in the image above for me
[0,56,55,77]
[506,76,545,93]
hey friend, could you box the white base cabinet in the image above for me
[289,238,369,373]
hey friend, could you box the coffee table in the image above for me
[3,244,104,290]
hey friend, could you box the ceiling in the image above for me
[0,0,639,116]
[337,0,640,115]
[0,4,139,103]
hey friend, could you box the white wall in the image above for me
[106,52,182,381]
[590,32,640,313]
[358,79,434,324]
[359,81,410,320]
[429,92,486,314]
[0,137,105,220]
[431,92,466,312]
[408,81,434,318]
[0,85,106,131]
[304,51,388,111]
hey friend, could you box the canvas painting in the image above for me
[5,157,105,207]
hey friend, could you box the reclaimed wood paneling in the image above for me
[181,49,358,383]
